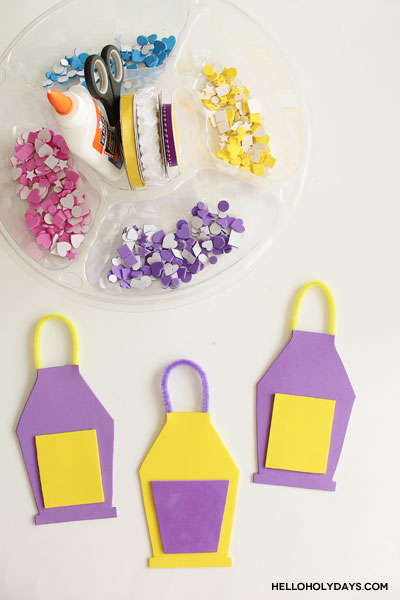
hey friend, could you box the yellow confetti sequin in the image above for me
[202,99,218,111]
[201,65,276,177]
[203,65,215,76]
[250,113,261,124]
[226,67,238,79]
[216,148,230,162]
[264,155,277,168]
[252,163,265,176]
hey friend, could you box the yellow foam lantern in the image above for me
[139,359,239,568]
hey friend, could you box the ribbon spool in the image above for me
[159,90,180,179]
[120,89,180,189]
[120,94,145,188]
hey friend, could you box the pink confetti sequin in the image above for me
[11,128,91,261]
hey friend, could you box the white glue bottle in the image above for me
[47,87,123,182]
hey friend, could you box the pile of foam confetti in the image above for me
[43,35,176,88]
[201,65,276,176]
[107,200,245,290]
[10,129,91,260]
[43,52,87,87]
[120,34,176,69]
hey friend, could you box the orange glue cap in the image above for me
[47,89,73,115]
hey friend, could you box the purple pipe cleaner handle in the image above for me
[161,359,210,413]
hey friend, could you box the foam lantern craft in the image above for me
[16,314,117,524]
[254,281,355,491]
[139,359,239,568]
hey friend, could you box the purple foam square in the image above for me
[117,244,132,259]
[124,253,137,268]
[151,480,229,554]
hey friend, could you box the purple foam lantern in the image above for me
[16,314,117,524]
[254,282,355,491]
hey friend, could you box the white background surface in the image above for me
[0,1,399,599]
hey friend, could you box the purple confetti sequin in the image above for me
[175,224,191,239]
[161,275,172,286]
[181,271,192,283]
[231,219,245,233]
[107,200,245,291]
[161,249,174,261]
[218,200,229,212]
[152,230,165,244]
[124,253,137,267]
[213,236,225,249]
[142,265,151,276]
[151,262,164,277]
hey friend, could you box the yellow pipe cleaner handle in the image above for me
[290,281,336,335]
[34,314,79,370]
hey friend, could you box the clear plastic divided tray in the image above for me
[0,0,310,310]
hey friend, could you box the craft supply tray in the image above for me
[0,0,309,310]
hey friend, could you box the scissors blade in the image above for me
[84,54,118,126]
[100,45,123,127]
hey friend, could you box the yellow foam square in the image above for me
[264,154,277,168]
[252,163,265,176]
[35,429,104,508]
[250,113,261,123]
[265,393,336,474]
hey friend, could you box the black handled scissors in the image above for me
[84,45,123,128]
